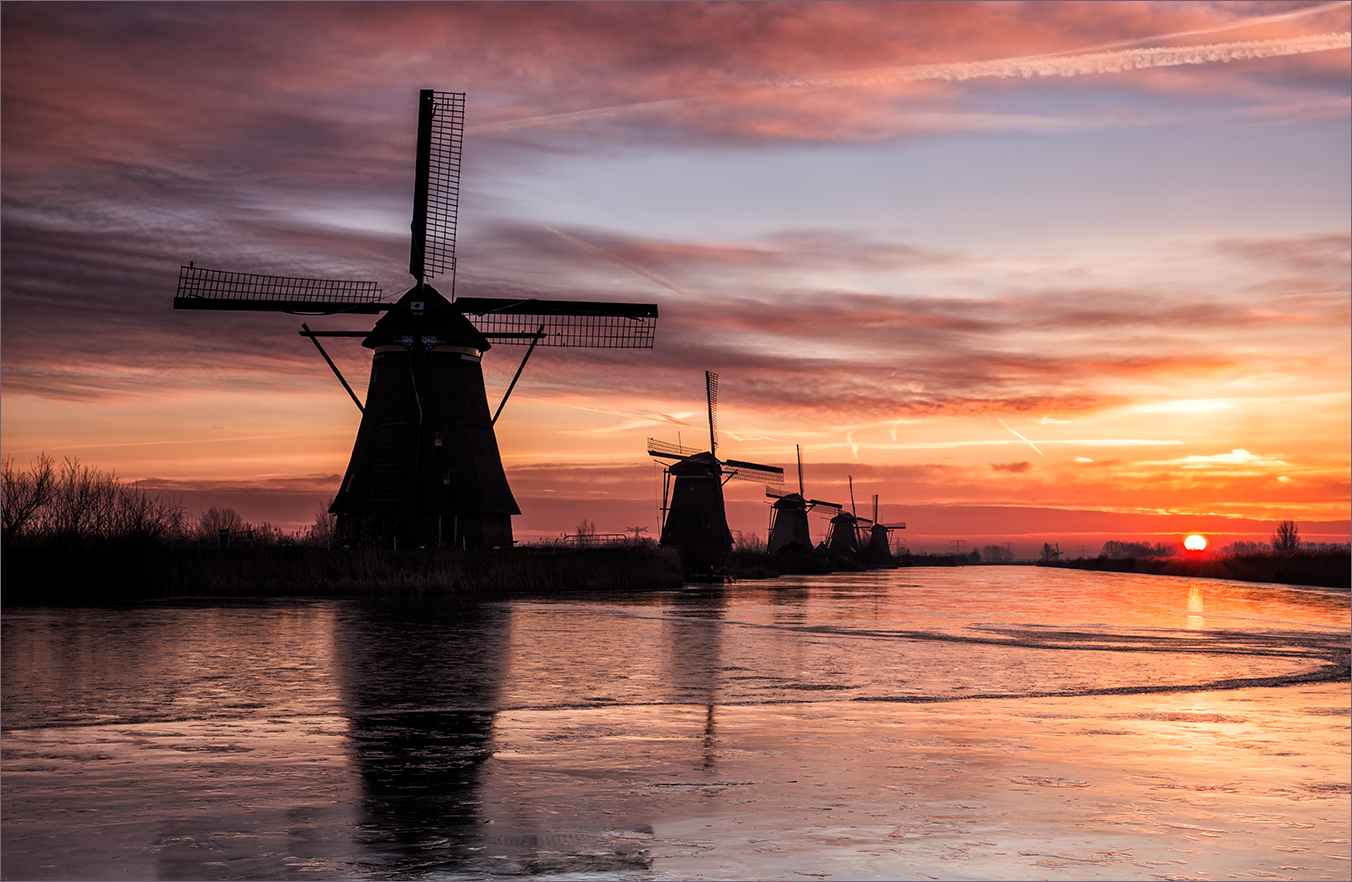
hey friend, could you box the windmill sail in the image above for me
[410,90,465,284]
[173,266,386,313]
[647,438,702,459]
[721,459,784,486]
[456,297,658,348]
[706,371,718,456]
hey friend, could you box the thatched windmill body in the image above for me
[174,91,659,548]
[647,372,783,571]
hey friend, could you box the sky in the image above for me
[2,1,1349,554]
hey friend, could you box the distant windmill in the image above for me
[174,91,659,548]
[765,445,842,553]
[825,476,869,556]
[648,371,783,571]
[862,492,906,564]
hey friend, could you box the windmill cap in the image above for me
[363,283,491,351]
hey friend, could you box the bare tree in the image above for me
[1040,542,1062,562]
[1271,520,1301,553]
[2,453,55,545]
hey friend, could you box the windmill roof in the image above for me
[363,283,491,351]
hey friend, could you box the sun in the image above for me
[1184,534,1207,552]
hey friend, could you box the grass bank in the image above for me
[1044,549,1350,589]
[1,544,685,603]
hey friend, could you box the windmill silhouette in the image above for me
[174,91,659,548]
[647,371,783,572]
[862,492,906,564]
[823,478,906,560]
[765,445,843,553]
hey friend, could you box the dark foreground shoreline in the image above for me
[3,545,1345,603]
[1043,549,1350,590]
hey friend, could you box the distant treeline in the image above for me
[1045,549,1350,590]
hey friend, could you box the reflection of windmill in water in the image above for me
[647,371,783,572]
[174,91,658,548]
[765,445,844,554]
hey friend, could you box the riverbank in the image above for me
[1043,549,1350,589]
[0,545,686,603]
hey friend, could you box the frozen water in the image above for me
[2,567,1347,880]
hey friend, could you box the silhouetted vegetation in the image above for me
[1045,548,1349,589]
[1099,539,1180,559]
[1272,519,1301,553]
[2,454,186,549]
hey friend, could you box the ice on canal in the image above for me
[2,567,1348,880]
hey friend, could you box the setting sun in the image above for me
[1184,535,1208,552]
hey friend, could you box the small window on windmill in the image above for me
[434,430,444,447]
[411,301,425,314]
[442,470,451,485]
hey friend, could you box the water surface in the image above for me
[3,567,1348,880]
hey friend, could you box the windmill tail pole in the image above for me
[492,325,546,425]
[301,324,364,413]
[849,475,856,517]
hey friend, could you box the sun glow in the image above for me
[1184,534,1208,552]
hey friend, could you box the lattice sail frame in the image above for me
[722,459,785,486]
[456,297,658,349]
[647,438,702,459]
[410,90,466,283]
[173,265,385,313]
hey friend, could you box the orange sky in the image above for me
[2,1,1348,554]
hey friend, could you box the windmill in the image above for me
[825,476,867,556]
[765,445,843,553]
[174,90,659,548]
[862,493,906,564]
[647,371,783,571]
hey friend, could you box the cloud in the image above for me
[992,461,1033,473]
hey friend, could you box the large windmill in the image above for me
[765,445,843,553]
[647,372,783,571]
[174,90,659,548]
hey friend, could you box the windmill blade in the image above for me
[173,266,386,313]
[765,487,785,499]
[706,371,718,457]
[456,297,658,348]
[808,498,842,512]
[879,522,907,530]
[722,459,784,486]
[647,437,702,459]
[409,90,465,283]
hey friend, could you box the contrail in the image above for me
[781,32,1350,88]
[846,431,859,460]
[544,226,691,298]
[998,418,1045,457]
[465,3,1350,134]
[987,0,1350,59]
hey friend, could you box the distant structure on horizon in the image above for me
[174,90,659,548]
[648,372,783,573]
